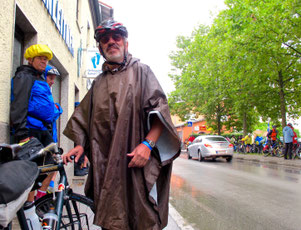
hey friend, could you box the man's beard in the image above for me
[104,44,124,63]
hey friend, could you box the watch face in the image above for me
[146,139,155,148]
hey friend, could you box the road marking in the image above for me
[169,203,195,230]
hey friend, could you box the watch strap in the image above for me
[145,139,156,148]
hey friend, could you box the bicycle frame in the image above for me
[14,163,66,230]
[13,149,71,230]
[39,163,68,229]
[4,142,92,230]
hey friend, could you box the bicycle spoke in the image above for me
[35,193,101,230]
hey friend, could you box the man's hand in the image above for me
[127,143,151,168]
[63,145,84,165]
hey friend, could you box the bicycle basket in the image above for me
[15,137,44,160]
[0,160,39,227]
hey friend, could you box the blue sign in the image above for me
[86,48,103,78]
[187,121,192,127]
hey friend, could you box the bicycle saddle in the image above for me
[0,143,21,163]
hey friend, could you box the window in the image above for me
[12,26,24,76]
[206,137,227,142]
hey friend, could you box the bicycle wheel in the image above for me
[264,147,271,157]
[276,148,283,158]
[35,192,101,230]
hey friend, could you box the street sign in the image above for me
[200,125,206,131]
[187,121,192,127]
[86,48,103,78]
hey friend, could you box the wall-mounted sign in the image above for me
[86,48,103,78]
[199,125,206,131]
[187,121,192,127]
[41,0,74,56]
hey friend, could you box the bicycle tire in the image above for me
[35,192,101,230]
[276,148,284,158]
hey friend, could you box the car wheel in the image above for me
[198,151,204,162]
[187,150,192,159]
[226,156,232,162]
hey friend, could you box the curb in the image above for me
[233,153,301,169]
[168,204,195,230]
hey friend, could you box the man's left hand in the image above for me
[127,143,151,168]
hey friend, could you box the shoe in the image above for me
[74,167,89,176]
[24,201,34,208]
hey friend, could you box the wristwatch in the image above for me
[145,139,156,148]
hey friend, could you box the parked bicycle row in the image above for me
[228,123,301,160]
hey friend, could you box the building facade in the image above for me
[0,0,102,151]
[173,117,211,144]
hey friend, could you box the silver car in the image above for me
[187,135,233,162]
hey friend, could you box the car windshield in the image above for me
[205,137,227,142]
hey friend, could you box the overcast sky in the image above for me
[104,0,226,94]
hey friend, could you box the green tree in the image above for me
[168,0,301,133]
[223,0,301,128]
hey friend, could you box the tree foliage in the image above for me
[168,0,301,134]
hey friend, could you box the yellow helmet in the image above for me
[24,44,53,60]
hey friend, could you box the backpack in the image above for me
[0,160,39,227]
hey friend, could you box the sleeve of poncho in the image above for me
[142,66,181,165]
[63,88,93,148]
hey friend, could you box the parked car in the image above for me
[187,135,233,162]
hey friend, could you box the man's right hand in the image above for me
[63,145,84,165]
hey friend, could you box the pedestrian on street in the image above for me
[291,126,299,159]
[267,125,278,146]
[283,123,294,159]
[62,19,181,230]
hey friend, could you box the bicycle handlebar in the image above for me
[27,142,62,163]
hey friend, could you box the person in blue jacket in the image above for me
[44,65,63,143]
[283,123,294,159]
[44,65,63,194]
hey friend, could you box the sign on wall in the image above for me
[41,0,74,56]
[86,48,103,78]
[199,125,206,131]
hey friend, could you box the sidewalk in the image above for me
[233,153,301,168]
[69,167,183,230]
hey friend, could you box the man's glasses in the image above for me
[99,33,123,44]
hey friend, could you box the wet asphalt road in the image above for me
[169,154,301,230]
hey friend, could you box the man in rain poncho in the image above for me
[63,19,180,230]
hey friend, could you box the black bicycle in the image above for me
[292,143,301,159]
[0,142,99,230]
[264,140,283,158]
